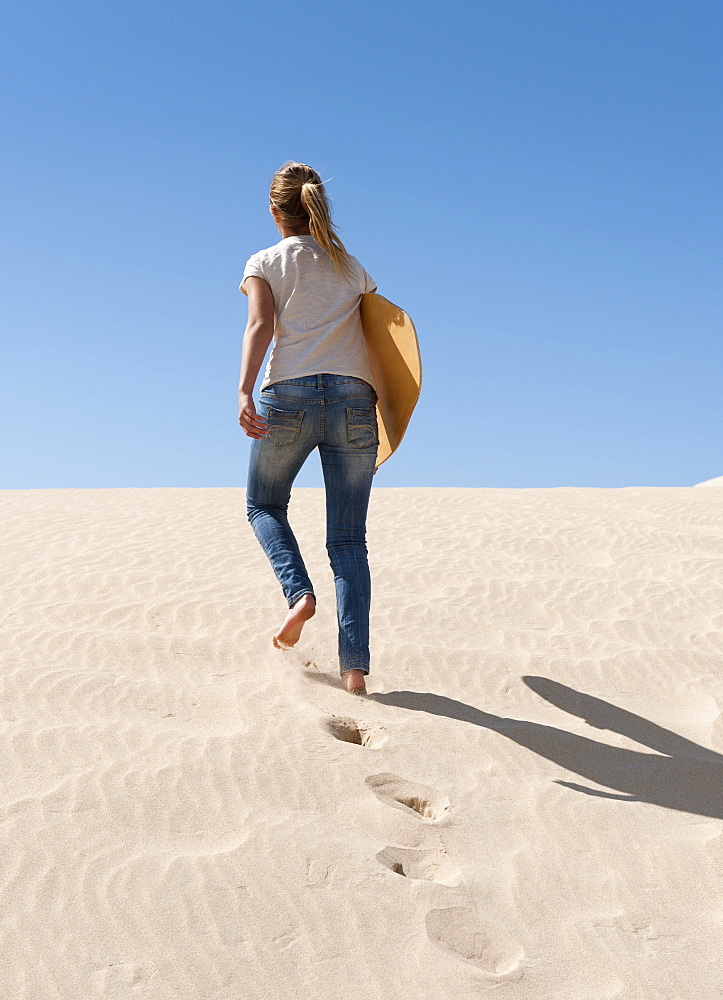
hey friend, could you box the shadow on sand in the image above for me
[371,677,723,820]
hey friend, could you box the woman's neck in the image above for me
[277,224,311,239]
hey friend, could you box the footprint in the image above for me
[376,844,460,885]
[365,773,449,820]
[324,716,388,749]
[426,906,523,975]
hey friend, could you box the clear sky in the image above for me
[2,0,721,488]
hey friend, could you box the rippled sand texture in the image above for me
[1,486,722,1000]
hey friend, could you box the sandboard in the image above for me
[359,293,422,467]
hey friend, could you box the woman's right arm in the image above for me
[238,276,275,438]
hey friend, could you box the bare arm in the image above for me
[238,276,274,438]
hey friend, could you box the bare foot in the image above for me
[343,669,367,696]
[273,594,316,649]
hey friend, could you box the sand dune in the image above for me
[1,486,722,999]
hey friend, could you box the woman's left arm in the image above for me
[238,276,275,438]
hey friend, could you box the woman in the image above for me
[238,161,379,696]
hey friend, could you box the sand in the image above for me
[1,485,722,999]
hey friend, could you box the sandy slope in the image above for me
[1,486,722,1000]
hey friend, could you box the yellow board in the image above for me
[360,293,422,467]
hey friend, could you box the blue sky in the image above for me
[2,0,721,488]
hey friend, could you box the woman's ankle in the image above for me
[342,669,367,694]
[291,592,315,610]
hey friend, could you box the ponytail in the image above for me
[269,162,354,279]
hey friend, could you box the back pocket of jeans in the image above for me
[266,406,304,447]
[346,406,378,449]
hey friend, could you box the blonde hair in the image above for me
[269,162,354,279]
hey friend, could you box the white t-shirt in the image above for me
[240,235,378,391]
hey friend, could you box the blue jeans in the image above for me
[246,373,379,675]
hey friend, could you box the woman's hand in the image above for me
[239,393,269,439]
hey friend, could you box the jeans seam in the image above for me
[262,393,373,402]
[261,394,322,403]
